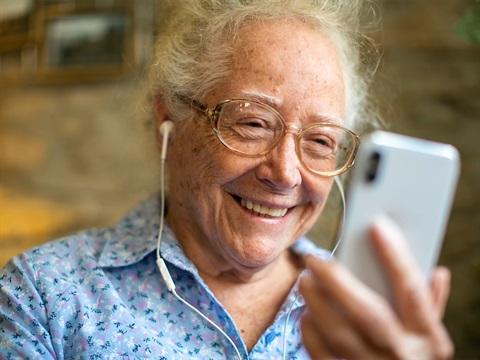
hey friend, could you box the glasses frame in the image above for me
[179,96,360,177]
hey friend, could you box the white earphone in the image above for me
[160,120,174,160]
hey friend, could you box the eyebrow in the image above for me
[238,90,283,108]
[237,90,344,126]
[311,113,343,126]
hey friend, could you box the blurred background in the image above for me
[0,0,478,358]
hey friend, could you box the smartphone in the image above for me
[336,130,460,304]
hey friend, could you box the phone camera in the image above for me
[365,151,381,183]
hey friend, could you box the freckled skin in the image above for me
[165,20,346,281]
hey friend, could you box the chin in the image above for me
[231,237,287,268]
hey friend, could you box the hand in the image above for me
[299,216,454,359]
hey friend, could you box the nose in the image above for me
[255,130,302,191]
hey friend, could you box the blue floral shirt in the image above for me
[0,196,329,359]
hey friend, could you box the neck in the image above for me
[165,212,305,350]
[199,250,304,351]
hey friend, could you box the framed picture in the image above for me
[32,3,135,83]
[0,0,34,85]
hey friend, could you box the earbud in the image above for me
[160,121,174,160]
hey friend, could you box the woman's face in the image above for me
[165,20,346,273]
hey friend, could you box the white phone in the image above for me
[336,130,460,304]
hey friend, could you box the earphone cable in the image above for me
[281,176,346,359]
[156,156,243,360]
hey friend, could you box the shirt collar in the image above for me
[97,195,162,267]
[97,195,206,273]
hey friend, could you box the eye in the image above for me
[313,137,331,147]
[216,101,284,146]
[227,117,276,140]
[309,133,336,149]
[238,117,268,128]
[300,128,339,158]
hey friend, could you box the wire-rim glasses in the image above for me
[180,96,360,177]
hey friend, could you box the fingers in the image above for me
[300,312,336,360]
[299,273,371,359]
[300,216,455,360]
[368,217,454,358]
[300,255,454,360]
[300,259,401,358]
[429,266,451,320]
[369,216,435,331]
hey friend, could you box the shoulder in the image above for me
[30,228,107,264]
[0,228,111,298]
[2,194,161,280]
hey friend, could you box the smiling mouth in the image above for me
[239,198,288,218]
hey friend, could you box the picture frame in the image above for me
[0,2,33,85]
[32,3,135,83]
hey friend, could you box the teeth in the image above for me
[240,198,288,218]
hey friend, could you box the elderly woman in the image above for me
[0,1,453,359]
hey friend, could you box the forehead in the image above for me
[234,20,337,68]
[215,19,345,120]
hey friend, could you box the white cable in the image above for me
[156,157,242,360]
[281,176,346,359]
[328,177,347,261]
[170,287,242,360]
[155,157,167,264]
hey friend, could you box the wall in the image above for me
[377,2,479,358]
[0,1,478,358]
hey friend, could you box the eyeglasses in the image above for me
[181,97,360,177]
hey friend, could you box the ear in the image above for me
[153,94,171,151]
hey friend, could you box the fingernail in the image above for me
[372,214,394,229]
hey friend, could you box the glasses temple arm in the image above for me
[176,94,209,113]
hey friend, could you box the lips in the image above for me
[240,198,288,218]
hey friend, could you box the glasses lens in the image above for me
[211,99,357,176]
[215,100,284,155]
[299,125,356,174]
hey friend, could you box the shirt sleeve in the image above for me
[0,253,56,359]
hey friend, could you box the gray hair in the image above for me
[146,0,383,133]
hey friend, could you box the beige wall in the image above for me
[0,1,478,358]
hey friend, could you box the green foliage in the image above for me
[453,7,480,44]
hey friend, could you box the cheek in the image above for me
[169,134,213,193]
[309,178,335,210]
[168,127,246,198]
